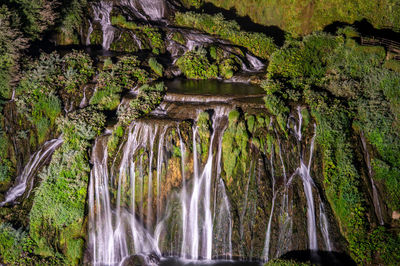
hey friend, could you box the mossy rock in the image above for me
[90,29,103,46]
[110,31,139,53]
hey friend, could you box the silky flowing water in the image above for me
[86,79,336,265]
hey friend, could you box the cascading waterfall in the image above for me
[92,1,114,50]
[276,137,293,257]
[361,132,384,225]
[262,146,276,262]
[89,107,233,264]
[319,201,332,251]
[0,138,63,206]
[246,54,265,71]
[298,124,318,250]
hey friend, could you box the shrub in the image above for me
[176,47,218,79]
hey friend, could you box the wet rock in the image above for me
[121,253,160,266]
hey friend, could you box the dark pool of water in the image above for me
[165,79,264,97]
[159,258,262,266]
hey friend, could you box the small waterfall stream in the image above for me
[360,132,384,225]
[0,138,63,206]
[92,1,114,50]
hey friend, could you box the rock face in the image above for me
[87,83,345,264]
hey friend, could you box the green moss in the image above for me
[172,31,186,45]
[176,47,218,79]
[175,12,276,59]
[29,108,105,264]
[89,29,102,45]
[110,31,139,52]
[111,15,165,54]
[148,57,164,77]
[118,82,166,125]
[228,109,240,125]
[197,112,211,160]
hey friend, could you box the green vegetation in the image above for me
[57,0,89,45]
[194,0,400,36]
[15,51,94,144]
[118,82,166,125]
[148,57,164,77]
[176,47,219,79]
[263,30,400,264]
[111,15,165,54]
[175,12,277,59]
[176,46,241,79]
[0,6,27,98]
[0,223,31,264]
[91,56,150,110]
[29,107,105,264]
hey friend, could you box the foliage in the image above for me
[91,56,150,110]
[175,12,277,59]
[180,0,204,8]
[176,47,218,79]
[148,57,164,77]
[4,0,58,40]
[111,15,165,54]
[0,223,31,264]
[0,123,13,183]
[118,82,166,125]
[57,0,89,44]
[15,50,93,144]
[0,6,27,98]
[29,107,105,264]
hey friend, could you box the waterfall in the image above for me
[299,158,317,250]
[86,20,93,46]
[87,92,341,264]
[0,138,63,206]
[89,127,161,265]
[79,86,88,108]
[319,201,332,251]
[121,0,167,21]
[276,138,292,257]
[361,132,384,225]
[88,104,236,264]
[285,108,333,252]
[246,54,265,71]
[92,1,114,50]
[262,146,276,262]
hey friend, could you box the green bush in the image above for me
[176,47,218,79]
